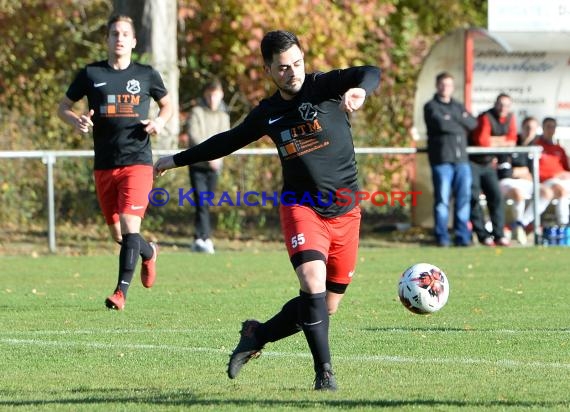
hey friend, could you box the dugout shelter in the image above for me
[411,0,570,230]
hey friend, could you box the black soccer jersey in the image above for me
[173,66,381,217]
[66,61,168,170]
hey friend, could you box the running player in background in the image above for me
[154,30,380,391]
[57,15,173,310]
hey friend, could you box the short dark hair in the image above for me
[107,15,136,36]
[202,78,223,93]
[435,71,453,84]
[260,30,301,65]
[521,116,538,126]
[496,93,511,102]
[543,117,557,126]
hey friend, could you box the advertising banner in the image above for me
[471,44,570,130]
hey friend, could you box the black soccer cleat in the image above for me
[314,363,338,391]
[227,319,264,379]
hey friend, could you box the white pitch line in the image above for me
[0,329,208,335]
[0,338,227,353]
[375,328,570,334]
[1,338,569,370]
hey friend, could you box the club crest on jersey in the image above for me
[126,79,141,94]
[298,103,317,121]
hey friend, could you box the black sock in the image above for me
[117,233,141,296]
[299,291,331,371]
[256,296,302,344]
[138,235,153,260]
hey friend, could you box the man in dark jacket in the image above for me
[424,72,478,246]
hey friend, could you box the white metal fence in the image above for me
[0,146,543,252]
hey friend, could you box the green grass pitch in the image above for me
[1,245,569,411]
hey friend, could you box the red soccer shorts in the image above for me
[94,165,154,225]
[279,203,361,285]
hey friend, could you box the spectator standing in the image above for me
[182,79,230,254]
[469,93,517,246]
[423,72,477,247]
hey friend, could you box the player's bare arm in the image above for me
[57,96,94,134]
[141,94,173,135]
[339,88,366,113]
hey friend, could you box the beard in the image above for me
[275,76,304,99]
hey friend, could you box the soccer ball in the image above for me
[398,263,449,314]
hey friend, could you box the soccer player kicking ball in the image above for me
[58,15,173,310]
[155,30,380,390]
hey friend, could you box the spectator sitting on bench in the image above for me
[469,93,517,247]
[499,116,553,244]
[535,117,570,227]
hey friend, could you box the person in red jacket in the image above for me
[469,93,517,246]
[536,117,570,226]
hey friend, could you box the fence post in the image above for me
[531,148,541,245]
[42,152,57,254]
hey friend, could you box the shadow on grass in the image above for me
[0,391,568,409]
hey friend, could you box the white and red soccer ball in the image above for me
[398,263,450,314]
